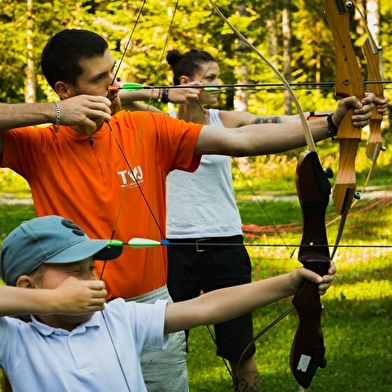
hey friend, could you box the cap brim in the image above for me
[44,239,123,264]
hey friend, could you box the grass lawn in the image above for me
[1,194,391,391]
[188,195,392,391]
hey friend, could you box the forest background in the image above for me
[1,0,392,192]
[1,0,392,391]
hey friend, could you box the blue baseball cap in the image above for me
[0,215,123,286]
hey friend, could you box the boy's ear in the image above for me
[54,81,74,100]
[16,275,35,288]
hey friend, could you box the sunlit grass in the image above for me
[330,279,392,301]
[1,162,392,391]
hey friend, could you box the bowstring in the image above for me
[203,0,304,257]
[98,3,148,391]
[173,1,294,382]
[105,0,181,244]
[98,2,180,390]
[102,0,149,267]
[103,0,180,255]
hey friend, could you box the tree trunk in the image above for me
[234,2,249,112]
[282,0,292,115]
[25,0,36,103]
[366,0,381,48]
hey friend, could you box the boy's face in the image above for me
[71,48,122,115]
[37,257,96,290]
[33,257,97,328]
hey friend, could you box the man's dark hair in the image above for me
[41,29,109,89]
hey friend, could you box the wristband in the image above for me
[161,88,169,104]
[327,113,338,141]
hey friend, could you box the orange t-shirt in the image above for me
[2,111,202,299]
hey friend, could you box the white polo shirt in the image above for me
[0,298,168,391]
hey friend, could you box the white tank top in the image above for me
[166,109,242,238]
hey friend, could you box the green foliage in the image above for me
[0,168,30,195]
[0,0,96,102]
[1,0,390,117]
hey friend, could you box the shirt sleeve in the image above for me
[118,111,203,175]
[1,126,53,180]
[122,298,169,352]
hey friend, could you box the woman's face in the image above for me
[186,61,221,105]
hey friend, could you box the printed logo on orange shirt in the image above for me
[117,166,144,189]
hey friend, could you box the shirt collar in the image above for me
[30,312,101,336]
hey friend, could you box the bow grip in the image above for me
[290,259,329,389]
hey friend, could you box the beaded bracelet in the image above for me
[53,101,61,133]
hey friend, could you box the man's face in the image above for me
[72,48,121,115]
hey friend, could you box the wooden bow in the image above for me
[209,2,332,390]
[324,0,365,258]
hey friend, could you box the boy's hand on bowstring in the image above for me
[51,276,107,314]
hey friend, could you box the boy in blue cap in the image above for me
[0,215,335,391]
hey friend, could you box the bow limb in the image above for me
[290,151,331,390]
[209,2,331,390]
[325,0,364,213]
[353,27,385,211]
[353,0,385,191]
[362,35,384,164]
[339,0,385,201]
[324,0,365,260]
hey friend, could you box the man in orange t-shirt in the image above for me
[0,29,377,391]
[1,30,203,391]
